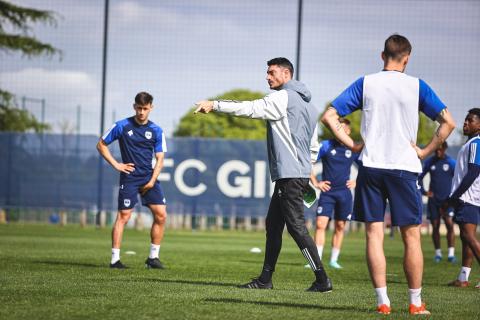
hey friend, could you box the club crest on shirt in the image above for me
[124,199,131,207]
[443,164,449,171]
[345,150,352,158]
[330,149,337,156]
[431,165,436,171]
[145,131,152,139]
[127,130,133,136]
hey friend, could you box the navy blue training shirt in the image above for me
[317,139,359,190]
[418,154,456,201]
[102,117,167,179]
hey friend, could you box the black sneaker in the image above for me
[238,278,273,289]
[110,260,127,269]
[145,257,164,269]
[306,278,333,293]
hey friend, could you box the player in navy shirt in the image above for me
[321,35,456,315]
[310,118,359,269]
[97,92,168,269]
[418,142,456,263]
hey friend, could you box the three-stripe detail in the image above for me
[301,248,317,270]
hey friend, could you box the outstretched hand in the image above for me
[194,100,214,114]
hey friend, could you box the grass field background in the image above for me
[0,224,478,319]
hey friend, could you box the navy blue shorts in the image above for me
[118,176,166,211]
[352,166,423,227]
[427,198,454,220]
[316,188,352,221]
[454,202,480,225]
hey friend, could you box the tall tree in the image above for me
[0,0,59,57]
[0,90,50,132]
[0,1,60,132]
[174,89,267,140]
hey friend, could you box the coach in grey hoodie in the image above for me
[195,57,332,292]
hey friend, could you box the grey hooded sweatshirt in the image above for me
[213,80,320,181]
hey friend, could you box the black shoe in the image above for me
[306,278,333,293]
[110,260,127,269]
[238,278,273,289]
[145,257,164,269]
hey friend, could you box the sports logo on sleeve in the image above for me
[430,165,436,171]
[145,131,152,139]
[330,149,337,156]
[317,206,323,214]
[127,130,133,136]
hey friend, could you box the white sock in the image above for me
[330,247,340,262]
[435,249,442,257]
[458,266,471,282]
[149,243,161,259]
[375,287,390,307]
[111,248,120,264]
[317,245,324,260]
[408,288,422,307]
[448,247,455,257]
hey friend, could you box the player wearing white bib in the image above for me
[321,34,456,315]
[447,108,480,289]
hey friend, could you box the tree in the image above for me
[0,90,50,132]
[0,1,59,57]
[0,1,60,132]
[318,103,438,146]
[174,89,267,140]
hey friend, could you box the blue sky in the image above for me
[1,0,479,143]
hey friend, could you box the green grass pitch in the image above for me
[0,224,478,319]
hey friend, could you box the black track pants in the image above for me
[262,178,325,272]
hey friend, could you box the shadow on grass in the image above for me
[117,278,237,288]
[204,297,370,313]
[238,259,303,267]
[32,260,102,268]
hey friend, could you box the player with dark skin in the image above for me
[448,109,480,288]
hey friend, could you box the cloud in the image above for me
[1,68,97,103]
[1,68,100,133]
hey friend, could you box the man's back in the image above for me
[361,71,421,172]
[332,70,445,173]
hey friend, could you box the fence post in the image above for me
[134,212,144,231]
[0,209,6,224]
[256,216,265,231]
[244,215,252,231]
[229,214,236,230]
[99,210,106,228]
[215,214,223,230]
[184,214,192,230]
[60,210,67,226]
[80,209,87,227]
[199,215,207,231]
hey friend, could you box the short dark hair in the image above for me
[440,141,448,149]
[267,57,294,77]
[135,92,153,106]
[468,108,480,119]
[383,34,412,61]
